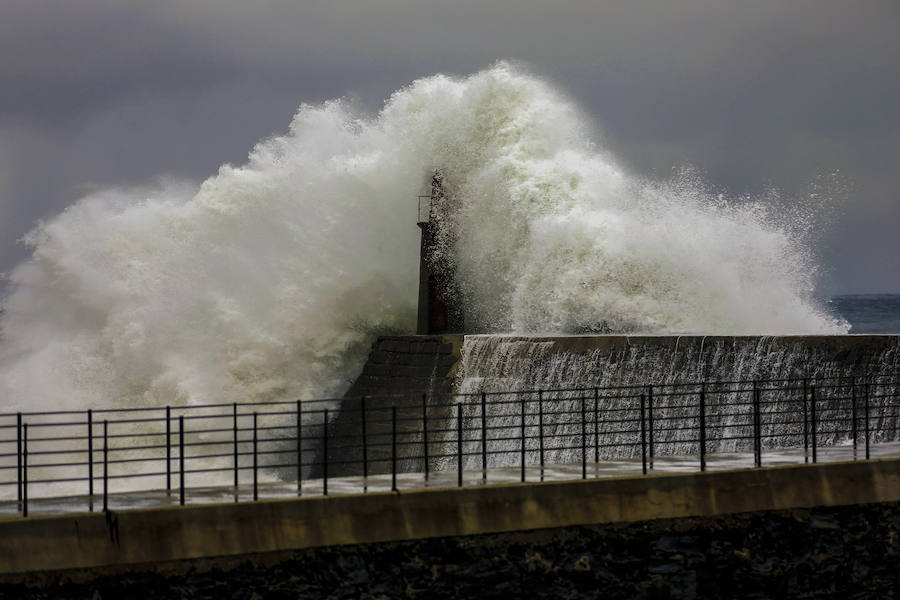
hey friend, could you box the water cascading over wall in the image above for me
[451,334,900,465]
[334,334,899,474]
[456,335,900,390]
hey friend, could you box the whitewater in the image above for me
[0,63,847,415]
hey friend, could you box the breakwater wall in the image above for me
[323,335,461,475]
[342,335,462,398]
[454,334,900,391]
[337,335,900,405]
[323,335,900,472]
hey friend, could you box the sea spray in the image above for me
[0,63,846,416]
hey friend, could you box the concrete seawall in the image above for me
[342,335,462,398]
[322,333,900,474]
[3,458,900,577]
[342,335,900,401]
[324,335,463,476]
[452,334,900,387]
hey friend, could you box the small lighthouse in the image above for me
[416,172,464,334]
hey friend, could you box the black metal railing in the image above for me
[1,374,898,517]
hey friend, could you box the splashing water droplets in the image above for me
[0,63,846,412]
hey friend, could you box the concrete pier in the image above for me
[2,457,899,578]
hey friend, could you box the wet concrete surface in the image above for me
[3,442,898,518]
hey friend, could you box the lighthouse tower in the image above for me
[416,172,464,334]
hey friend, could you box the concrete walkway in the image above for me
[3,441,898,518]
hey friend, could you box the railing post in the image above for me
[640,393,647,475]
[581,395,587,479]
[481,392,487,480]
[538,390,544,478]
[803,378,809,463]
[593,388,600,464]
[891,382,900,441]
[422,394,429,481]
[103,420,108,512]
[520,394,526,483]
[647,385,654,470]
[864,382,870,460]
[457,403,463,488]
[753,383,762,468]
[16,413,22,507]
[253,412,258,501]
[233,403,239,489]
[322,409,329,496]
[297,400,303,496]
[699,384,706,472]
[179,415,185,506]
[361,396,368,480]
[166,406,171,492]
[391,406,398,492]
[22,423,28,518]
[810,386,818,463]
[851,380,858,457]
[88,409,94,510]
[758,386,764,467]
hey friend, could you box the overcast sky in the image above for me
[1,0,898,294]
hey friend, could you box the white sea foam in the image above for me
[0,63,847,414]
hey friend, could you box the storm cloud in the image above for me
[1,0,898,293]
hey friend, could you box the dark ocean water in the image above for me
[829,294,900,334]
